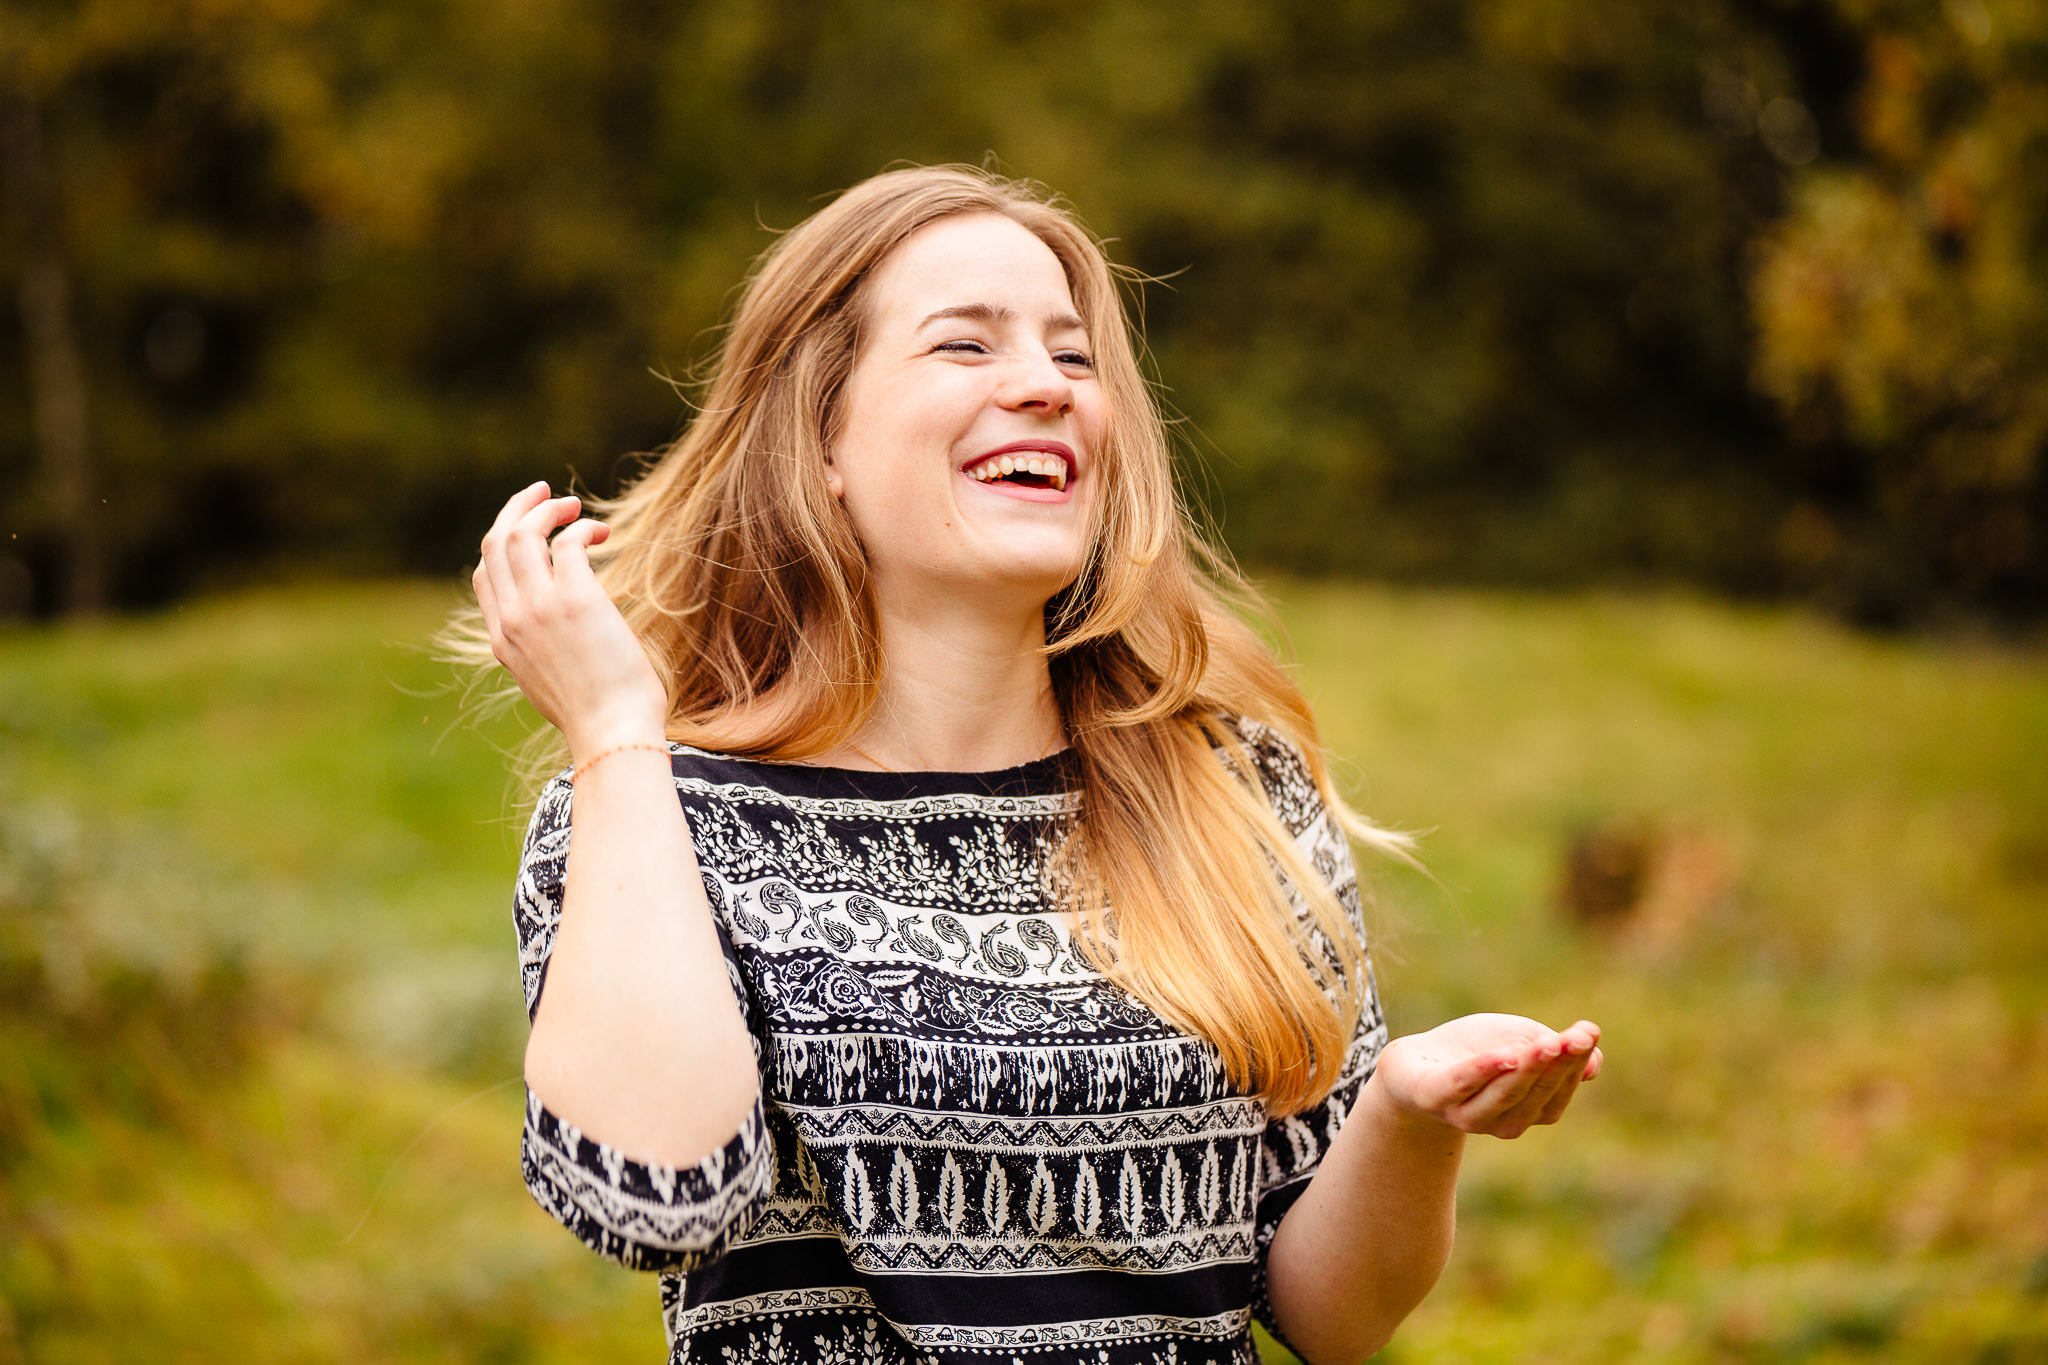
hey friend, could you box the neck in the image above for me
[829,585,1064,773]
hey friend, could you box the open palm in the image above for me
[1374,1013,1603,1140]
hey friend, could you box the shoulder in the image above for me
[520,766,576,850]
[1212,713,1327,838]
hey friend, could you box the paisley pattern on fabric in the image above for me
[512,720,1385,1365]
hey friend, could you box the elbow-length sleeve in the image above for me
[510,769,776,1272]
[1228,724,1390,1350]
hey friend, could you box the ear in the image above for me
[823,452,845,500]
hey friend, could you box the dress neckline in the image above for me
[668,743,1079,802]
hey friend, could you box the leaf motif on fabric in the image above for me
[981,1156,1010,1236]
[1027,1157,1058,1234]
[1198,1142,1223,1224]
[888,1147,920,1229]
[1116,1150,1147,1237]
[937,1152,967,1234]
[843,1153,875,1233]
[1283,1115,1317,1169]
[1074,1159,1103,1237]
[1159,1149,1187,1231]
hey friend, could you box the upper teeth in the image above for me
[967,453,1068,490]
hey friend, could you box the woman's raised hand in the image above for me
[1369,1013,1603,1140]
[473,482,668,760]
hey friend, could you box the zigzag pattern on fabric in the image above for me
[768,1033,1239,1111]
[670,1287,1254,1350]
[805,1230,1258,1275]
[521,1087,776,1270]
[777,1099,1265,1150]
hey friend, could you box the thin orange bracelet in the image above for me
[570,740,669,783]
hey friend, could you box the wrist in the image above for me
[1355,1065,1466,1153]
[565,716,668,767]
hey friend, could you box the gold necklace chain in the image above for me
[841,729,1063,774]
[844,739,896,773]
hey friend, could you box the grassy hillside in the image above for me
[1,581,2043,1362]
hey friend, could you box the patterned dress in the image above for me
[511,720,1385,1365]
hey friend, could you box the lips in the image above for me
[961,440,1076,494]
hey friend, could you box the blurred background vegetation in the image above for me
[3,583,2043,1362]
[3,0,2047,625]
[3,0,2046,1361]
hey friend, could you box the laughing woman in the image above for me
[457,166,1602,1365]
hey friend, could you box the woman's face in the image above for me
[827,212,1104,620]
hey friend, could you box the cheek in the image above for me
[836,369,980,489]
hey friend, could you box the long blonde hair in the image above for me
[448,165,1412,1115]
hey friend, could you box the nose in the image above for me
[998,352,1075,417]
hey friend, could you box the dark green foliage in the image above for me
[1,0,2042,622]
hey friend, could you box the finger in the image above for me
[1534,1064,1588,1126]
[1523,1029,1601,1126]
[1402,1045,1518,1111]
[1582,1046,1604,1082]
[472,559,503,639]
[1560,1020,1601,1053]
[547,517,609,587]
[1449,1028,1569,1128]
[1492,1050,1583,1134]
[484,480,552,545]
[1448,1053,1548,1129]
[505,495,583,596]
[479,482,552,613]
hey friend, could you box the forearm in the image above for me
[524,746,761,1168]
[1264,1072,1464,1364]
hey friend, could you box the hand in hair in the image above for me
[473,481,667,758]
[1371,1013,1603,1139]
[478,482,758,1172]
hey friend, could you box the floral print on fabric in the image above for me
[512,720,1383,1364]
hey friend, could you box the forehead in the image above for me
[863,212,1082,330]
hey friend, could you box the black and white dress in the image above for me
[512,720,1384,1365]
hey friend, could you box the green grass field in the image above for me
[2,580,2044,1362]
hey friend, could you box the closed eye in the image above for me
[930,339,1094,369]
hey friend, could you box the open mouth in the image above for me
[963,449,1072,493]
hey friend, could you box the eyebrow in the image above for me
[916,302,1088,334]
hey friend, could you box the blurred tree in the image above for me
[1750,0,2048,622]
[0,0,2040,622]
[2,30,105,614]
